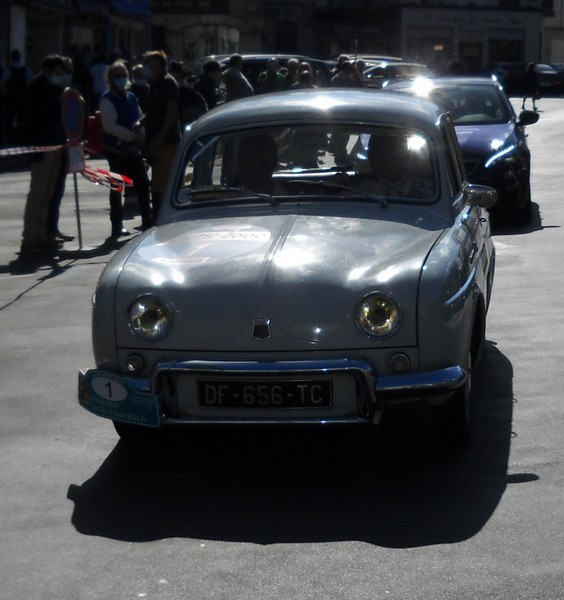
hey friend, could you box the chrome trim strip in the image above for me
[161,416,372,426]
[153,358,378,417]
[376,365,467,398]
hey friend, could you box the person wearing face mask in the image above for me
[46,56,77,245]
[141,50,181,220]
[99,60,153,240]
[19,54,68,255]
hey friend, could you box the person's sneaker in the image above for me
[109,228,131,242]
[55,230,75,242]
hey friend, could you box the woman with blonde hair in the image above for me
[99,60,153,240]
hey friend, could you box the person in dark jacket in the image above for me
[130,64,149,113]
[168,60,207,129]
[194,60,223,109]
[142,50,181,219]
[19,54,67,255]
[46,55,76,245]
[522,62,539,111]
[99,60,153,239]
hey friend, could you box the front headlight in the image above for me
[356,293,401,338]
[129,295,171,340]
[485,143,517,169]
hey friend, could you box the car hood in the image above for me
[455,122,516,157]
[114,212,444,351]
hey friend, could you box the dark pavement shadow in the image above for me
[490,201,550,236]
[0,239,127,277]
[0,250,63,276]
[58,237,130,259]
[68,341,520,547]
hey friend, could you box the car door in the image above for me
[442,115,493,301]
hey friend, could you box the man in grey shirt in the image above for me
[222,54,254,102]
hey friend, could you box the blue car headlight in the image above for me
[485,143,517,169]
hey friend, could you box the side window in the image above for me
[440,115,465,199]
[175,135,224,204]
[184,137,229,189]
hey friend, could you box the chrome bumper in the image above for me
[78,360,467,427]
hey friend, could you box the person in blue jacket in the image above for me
[99,61,153,240]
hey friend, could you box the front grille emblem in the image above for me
[252,318,271,339]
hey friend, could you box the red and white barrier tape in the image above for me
[1,143,133,192]
[82,167,133,192]
[0,144,67,157]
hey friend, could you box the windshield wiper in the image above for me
[186,185,276,205]
[288,179,389,207]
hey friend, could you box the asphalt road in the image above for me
[1,98,563,600]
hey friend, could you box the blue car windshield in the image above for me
[174,124,437,207]
[392,81,512,125]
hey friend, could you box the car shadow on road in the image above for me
[67,341,518,548]
[491,201,559,236]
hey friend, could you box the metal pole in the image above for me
[73,172,83,249]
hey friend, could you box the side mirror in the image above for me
[464,183,497,209]
[518,110,540,126]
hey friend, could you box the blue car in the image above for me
[385,76,539,224]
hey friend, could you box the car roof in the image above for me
[365,62,433,76]
[202,53,328,64]
[386,75,501,89]
[353,54,403,62]
[185,89,443,136]
[367,61,429,69]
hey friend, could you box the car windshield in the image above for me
[392,81,512,125]
[367,64,432,79]
[174,124,437,207]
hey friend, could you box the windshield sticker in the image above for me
[137,225,272,266]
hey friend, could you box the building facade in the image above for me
[402,1,544,73]
[542,0,564,61]
[2,0,562,74]
[150,0,263,63]
[1,0,151,73]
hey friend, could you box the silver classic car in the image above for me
[78,89,496,447]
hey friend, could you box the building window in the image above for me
[489,28,524,62]
[458,41,483,73]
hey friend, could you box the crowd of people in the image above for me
[0,47,344,256]
[0,48,223,256]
